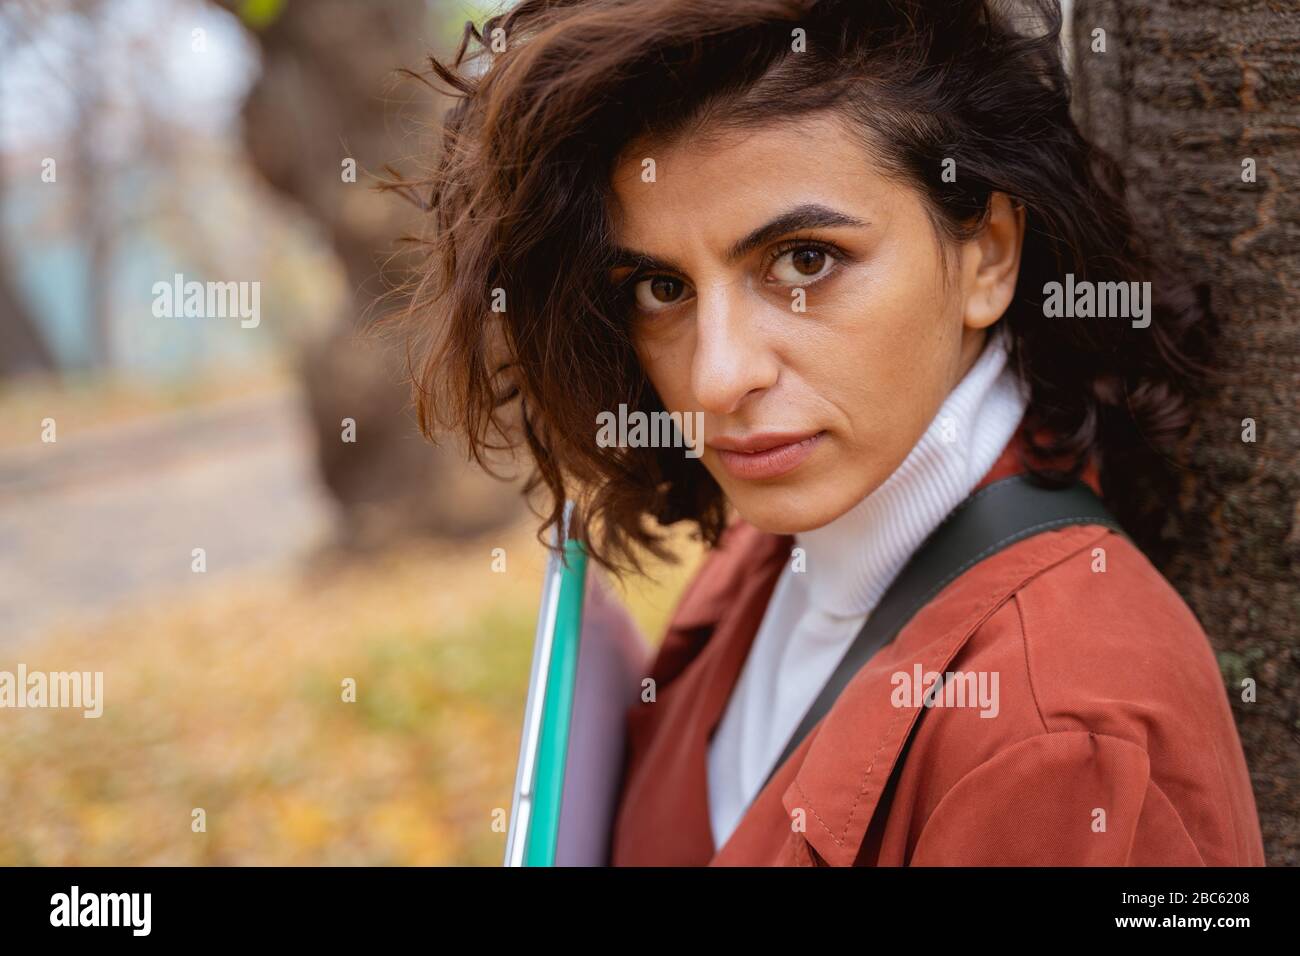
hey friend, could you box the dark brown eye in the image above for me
[770,244,836,285]
[632,275,691,312]
[792,248,826,276]
[650,276,683,301]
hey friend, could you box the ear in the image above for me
[959,192,1025,330]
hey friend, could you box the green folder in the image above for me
[503,502,588,866]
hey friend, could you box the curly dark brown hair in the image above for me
[385,0,1213,578]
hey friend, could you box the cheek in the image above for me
[798,250,962,442]
[632,330,690,410]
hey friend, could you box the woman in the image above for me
[397,0,1265,865]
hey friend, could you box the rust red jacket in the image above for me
[609,439,1265,866]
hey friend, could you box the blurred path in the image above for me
[0,387,333,646]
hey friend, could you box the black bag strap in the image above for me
[759,474,1123,794]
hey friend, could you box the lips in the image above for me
[710,430,825,480]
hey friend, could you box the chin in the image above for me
[725,482,855,536]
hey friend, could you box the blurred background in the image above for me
[0,0,702,865]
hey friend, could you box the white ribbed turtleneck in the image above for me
[706,327,1029,850]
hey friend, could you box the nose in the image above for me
[689,281,779,417]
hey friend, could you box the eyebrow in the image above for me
[608,202,869,274]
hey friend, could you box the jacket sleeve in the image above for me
[909,730,1206,865]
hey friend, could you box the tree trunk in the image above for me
[1072,0,1299,865]
[215,0,525,548]
[0,253,55,377]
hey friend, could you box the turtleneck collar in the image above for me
[793,327,1029,623]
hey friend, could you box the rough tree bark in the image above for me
[1072,0,1299,865]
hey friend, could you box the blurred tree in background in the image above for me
[219,0,523,551]
[0,259,53,376]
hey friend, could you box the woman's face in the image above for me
[607,111,1024,534]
